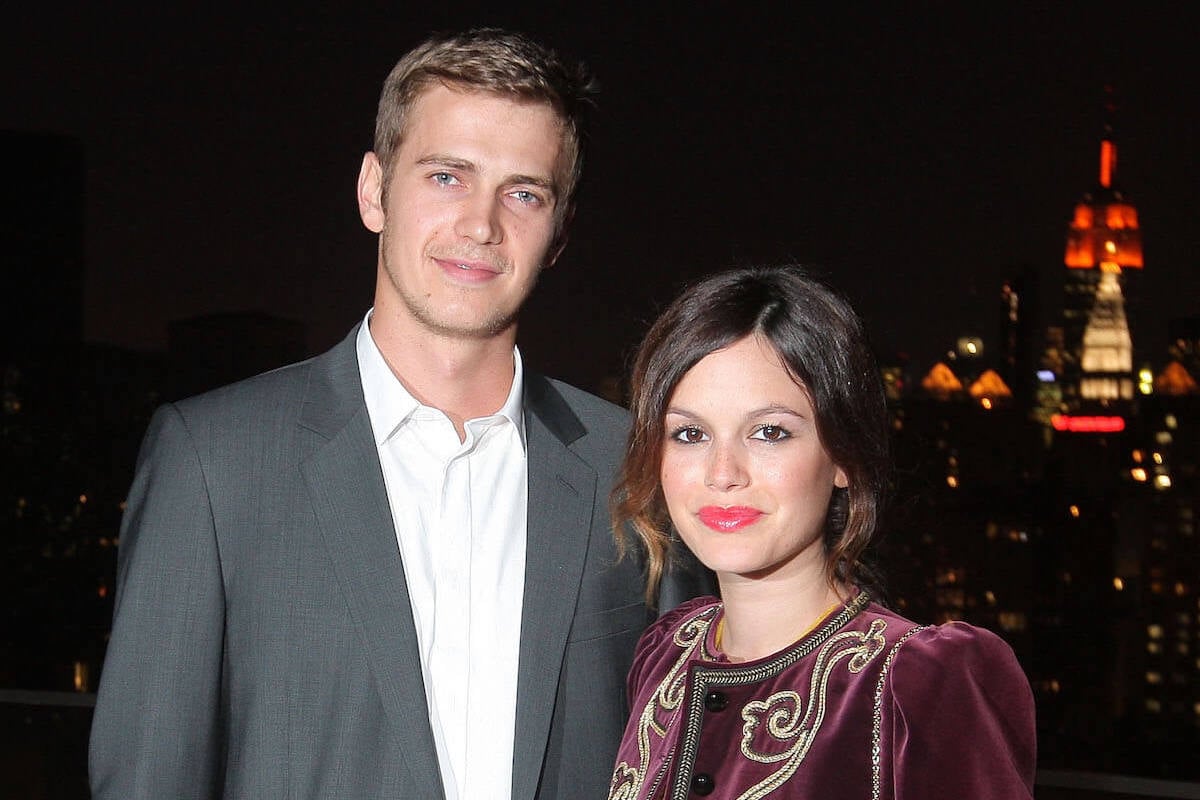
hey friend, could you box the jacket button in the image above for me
[704,690,728,712]
[691,772,715,796]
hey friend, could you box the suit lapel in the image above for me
[297,328,445,800]
[512,374,596,800]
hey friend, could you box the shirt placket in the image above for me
[433,445,473,795]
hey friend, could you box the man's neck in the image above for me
[368,312,518,440]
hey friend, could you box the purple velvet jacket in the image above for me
[608,594,1036,800]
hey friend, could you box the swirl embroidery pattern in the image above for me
[609,606,719,800]
[734,618,888,799]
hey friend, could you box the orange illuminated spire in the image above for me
[1063,87,1142,270]
[1099,86,1117,188]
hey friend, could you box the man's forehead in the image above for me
[403,85,571,178]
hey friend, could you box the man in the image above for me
[90,29,690,800]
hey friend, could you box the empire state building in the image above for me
[1060,108,1143,411]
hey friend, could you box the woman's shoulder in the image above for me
[900,618,1022,669]
[881,614,1033,711]
[626,596,721,697]
[875,614,1038,795]
[644,595,722,645]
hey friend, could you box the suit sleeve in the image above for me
[886,623,1036,800]
[89,404,227,799]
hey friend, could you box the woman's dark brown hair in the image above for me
[614,266,890,604]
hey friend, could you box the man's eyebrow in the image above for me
[416,154,476,172]
[415,155,558,196]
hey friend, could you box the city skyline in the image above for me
[3,5,1198,387]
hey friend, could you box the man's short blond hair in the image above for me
[374,28,597,226]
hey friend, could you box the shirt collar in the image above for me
[356,310,527,450]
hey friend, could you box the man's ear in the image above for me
[357,152,386,233]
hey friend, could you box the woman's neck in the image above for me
[717,575,849,663]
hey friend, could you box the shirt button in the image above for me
[704,690,729,712]
[691,772,715,796]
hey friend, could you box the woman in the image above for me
[608,267,1035,800]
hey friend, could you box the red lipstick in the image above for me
[698,506,763,532]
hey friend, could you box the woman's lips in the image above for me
[697,506,763,532]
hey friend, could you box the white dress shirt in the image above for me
[357,315,527,800]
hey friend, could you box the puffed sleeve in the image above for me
[884,622,1036,799]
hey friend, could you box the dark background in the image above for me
[3,5,1200,795]
[3,3,1197,387]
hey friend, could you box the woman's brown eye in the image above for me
[752,424,790,442]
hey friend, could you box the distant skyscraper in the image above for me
[1060,98,1143,411]
[1079,270,1135,402]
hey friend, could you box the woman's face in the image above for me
[660,334,847,588]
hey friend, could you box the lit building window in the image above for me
[1146,671,1163,685]
[1131,450,1144,463]
[1069,505,1081,518]
[1131,468,1148,482]
[1113,577,1125,591]
[946,475,959,489]
[1166,414,1178,430]
[998,612,1027,632]
[1147,699,1162,713]
[1148,641,1162,654]
[1148,625,1164,639]
[1153,452,1164,465]
[1155,475,1173,490]
[73,662,90,693]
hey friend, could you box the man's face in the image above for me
[358,84,569,341]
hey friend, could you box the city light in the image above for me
[1050,414,1126,433]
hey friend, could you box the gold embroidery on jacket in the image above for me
[870,625,928,800]
[608,605,719,800]
[667,593,873,800]
[733,619,888,798]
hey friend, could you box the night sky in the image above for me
[4,4,1197,389]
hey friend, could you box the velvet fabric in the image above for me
[608,594,1035,800]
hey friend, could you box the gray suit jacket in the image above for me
[89,326,665,799]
